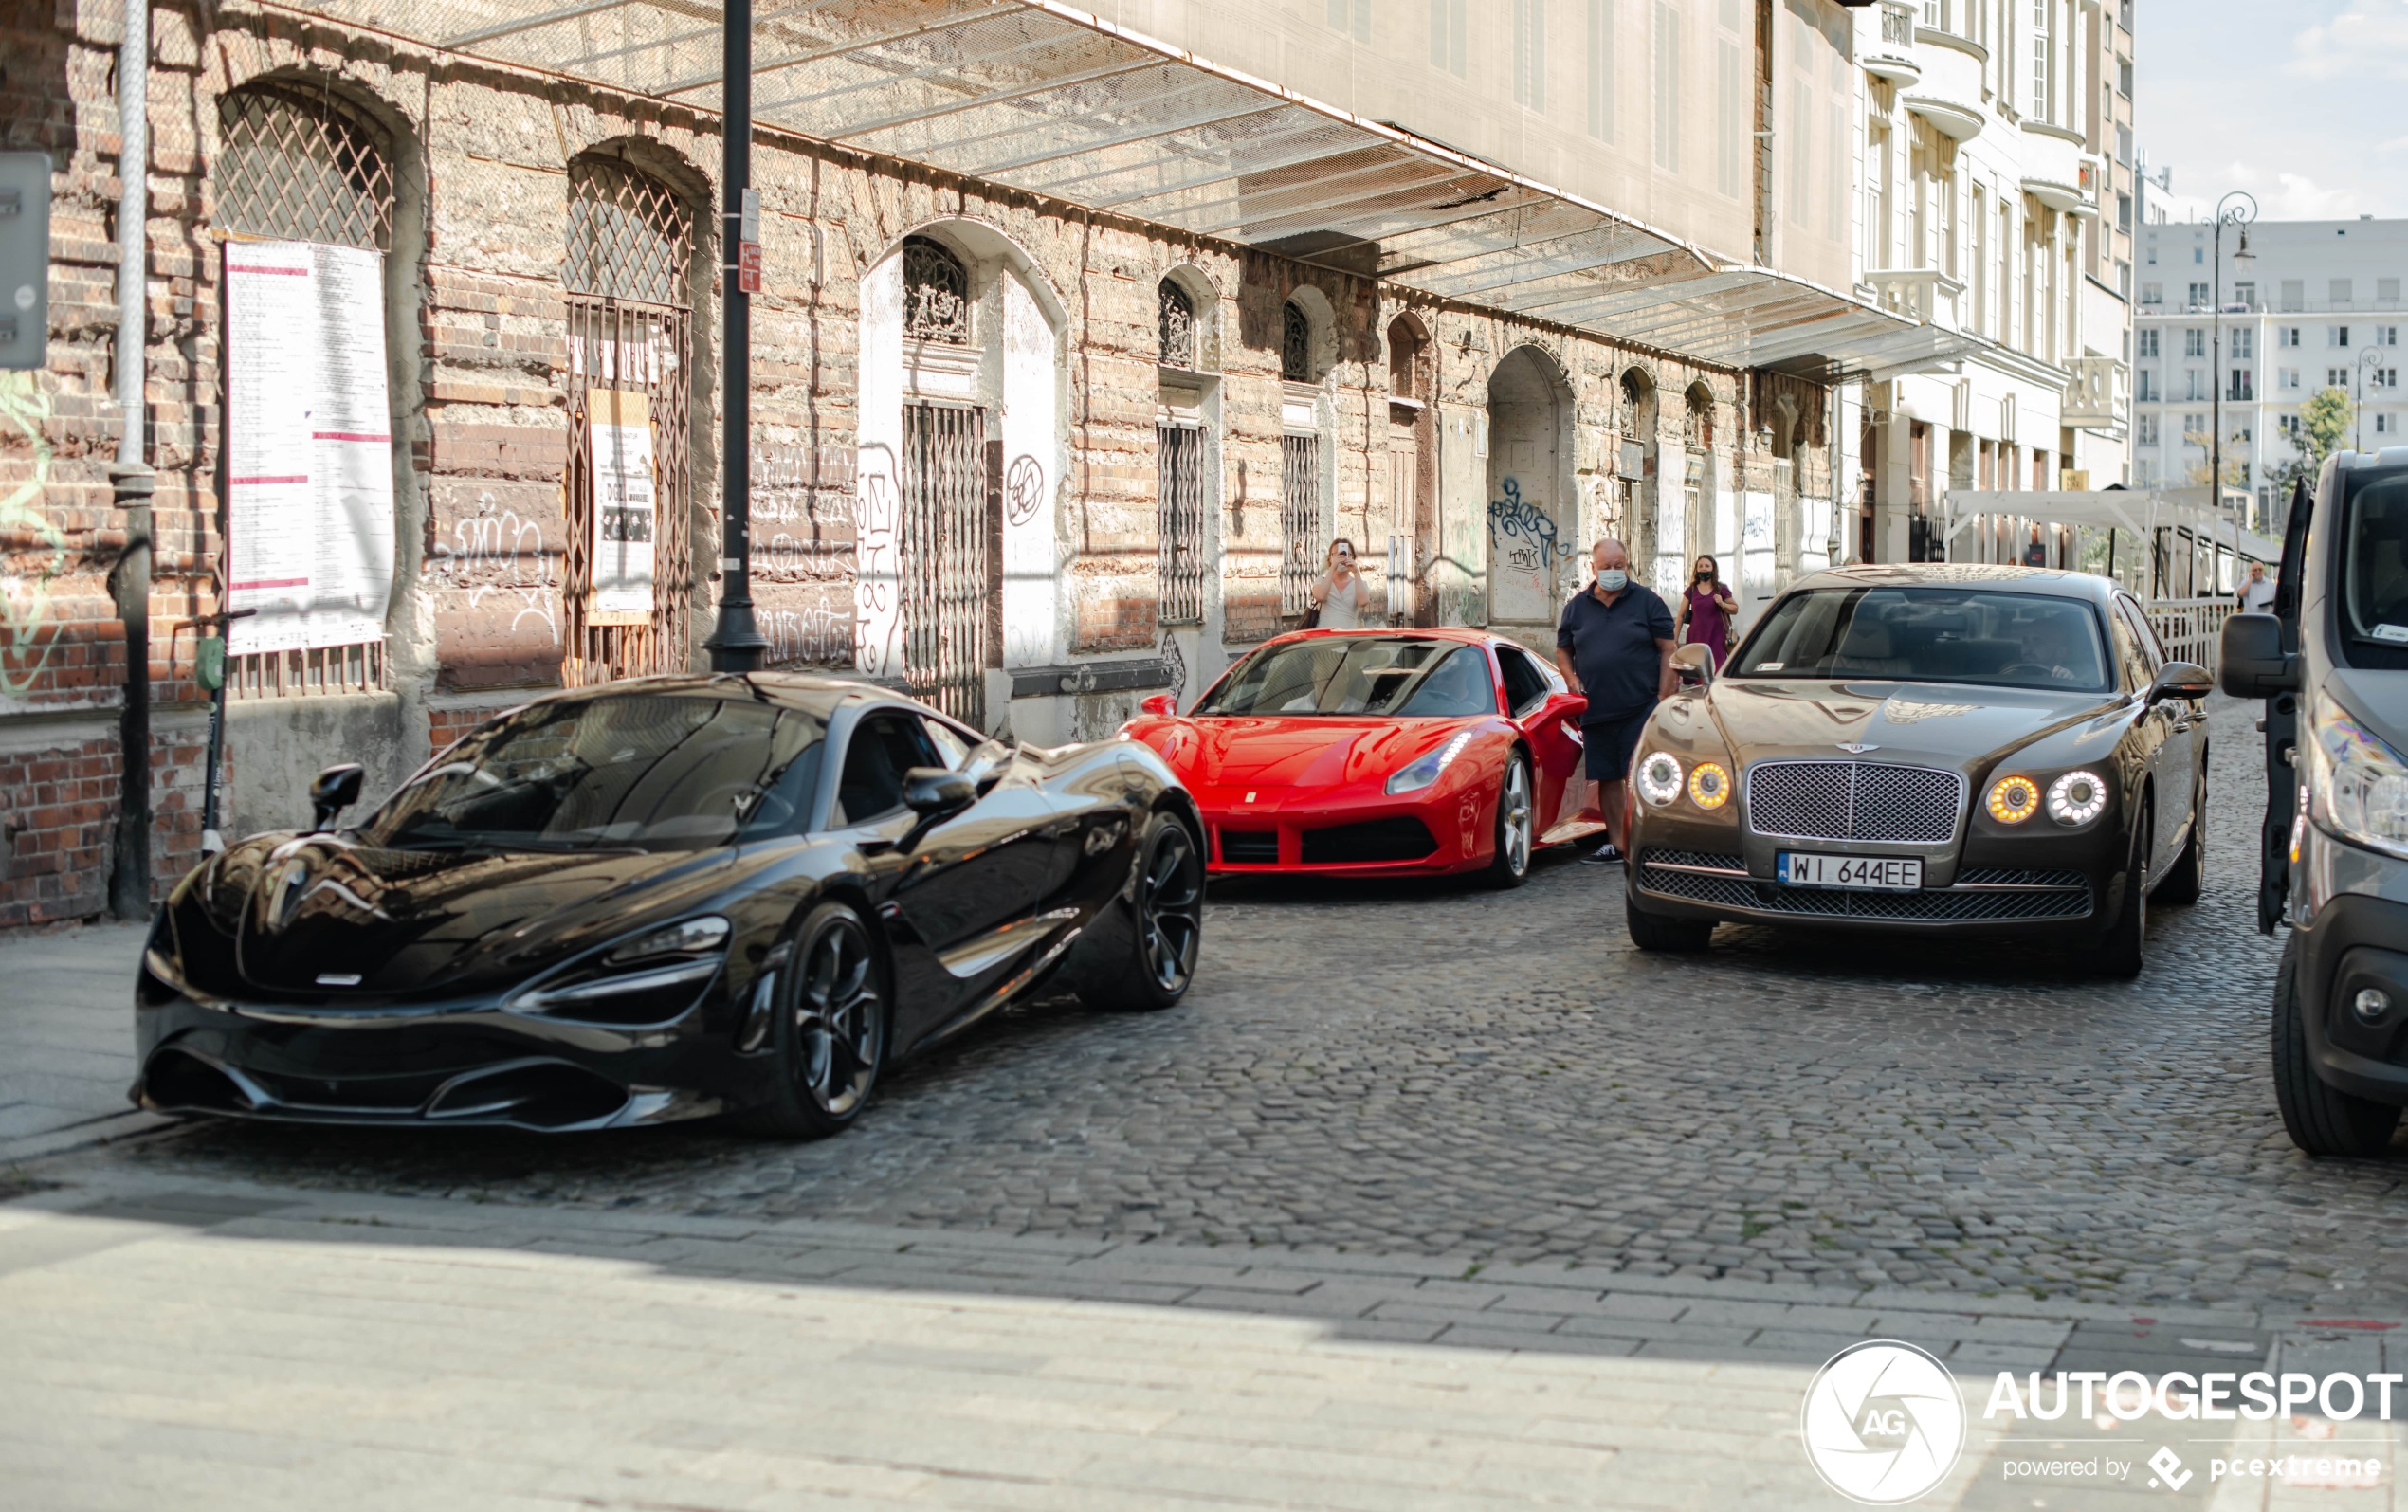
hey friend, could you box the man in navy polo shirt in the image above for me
[1555,537,1676,865]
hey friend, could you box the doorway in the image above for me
[1486,346,1574,628]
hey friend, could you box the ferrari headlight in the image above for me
[1687,761,1731,810]
[2045,770,2108,827]
[1635,751,1683,806]
[1385,729,1477,795]
[2308,692,2408,861]
[1986,774,2041,824]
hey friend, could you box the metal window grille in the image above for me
[216,82,397,699]
[563,155,694,686]
[1158,424,1206,626]
[1280,434,1319,615]
[902,403,991,725]
[1281,302,1311,382]
[1158,280,1195,369]
[903,236,972,345]
[216,82,394,251]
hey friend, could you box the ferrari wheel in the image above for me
[2154,778,2205,906]
[739,902,887,1139]
[1485,754,1534,890]
[1068,811,1203,1012]
[2273,934,2400,1157]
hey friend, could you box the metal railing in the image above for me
[2146,597,2236,674]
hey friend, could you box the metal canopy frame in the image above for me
[298,0,1970,375]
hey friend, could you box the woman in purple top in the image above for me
[1674,554,1739,669]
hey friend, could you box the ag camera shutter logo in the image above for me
[1800,1340,1966,1504]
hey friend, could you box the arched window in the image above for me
[903,235,972,344]
[562,151,696,685]
[1387,317,1425,398]
[217,81,394,251]
[1280,301,1312,382]
[1158,279,1195,369]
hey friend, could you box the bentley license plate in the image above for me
[1777,852,1923,891]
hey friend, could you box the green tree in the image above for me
[2271,386,2355,495]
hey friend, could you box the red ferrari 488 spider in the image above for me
[1121,628,1607,885]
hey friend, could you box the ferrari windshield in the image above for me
[1732,588,2112,693]
[1195,638,1499,718]
[363,693,827,851]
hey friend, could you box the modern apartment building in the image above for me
[2130,217,2408,528]
[1840,0,2130,566]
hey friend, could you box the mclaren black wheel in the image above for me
[1069,811,1203,1012]
[739,902,888,1139]
[2273,936,2401,1158]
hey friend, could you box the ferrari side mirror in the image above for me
[308,763,365,831]
[1139,693,1177,718]
[1669,642,1714,688]
[2147,661,2216,704]
[2218,613,2297,698]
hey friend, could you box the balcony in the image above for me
[1867,269,1966,333]
[1858,1,1921,85]
[2019,121,2088,213]
[1900,37,1986,141]
[2065,355,2130,433]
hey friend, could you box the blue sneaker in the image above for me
[1579,844,1621,866]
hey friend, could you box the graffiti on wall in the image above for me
[853,454,900,677]
[0,373,65,699]
[1487,478,1558,571]
[430,492,557,644]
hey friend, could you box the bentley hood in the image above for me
[1692,679,2131,774]
[164,834,740,1000]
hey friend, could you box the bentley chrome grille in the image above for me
[1745,761,1964,844]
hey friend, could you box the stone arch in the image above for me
[1485,343,1578,628]
[1383,309,1436,625]
[857,217,1069,730]
[1158,263,1221,373]
[1281,282,1338,384]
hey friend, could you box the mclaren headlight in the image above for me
[1385,730,1476,795]
[2308,692,2408,861]
[510,915,731,1022]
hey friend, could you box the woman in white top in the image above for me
[1309,537,1376,629]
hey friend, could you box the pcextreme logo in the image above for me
[1800,1340,1967,1505]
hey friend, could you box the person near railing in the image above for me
[2238,559,2275,614]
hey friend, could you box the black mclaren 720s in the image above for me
[133,674,1207,1138]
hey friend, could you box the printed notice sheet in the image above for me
[586,388,656,622]
[222,240,394,656]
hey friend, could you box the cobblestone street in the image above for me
[47,694,2408,1321]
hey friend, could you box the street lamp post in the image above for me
[2210,190,2256,539]
[2358,344,2390,454]
[704,0,767,673]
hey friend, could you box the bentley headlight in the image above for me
[2045,770,2107,827]
[2308,692,2408,861]
[1385,729,1477,795]
[512,915,730,1021]
[1986,774,2041,824]
[1687,761,1731,810]
[1635,751,1684,807]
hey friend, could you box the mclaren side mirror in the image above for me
[1669,642,1715,689]
[1139,693,1177,718]
[2218,612,2298,699]
[2148,661,2216,704]
[308,763,365,831]
[902,767,977,820]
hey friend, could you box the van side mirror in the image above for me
[1139,694,1177,718]
[1669,642,1715,689]
[2147,661,2216,704]
[308,763,365,831]
[2219,612,2298,698]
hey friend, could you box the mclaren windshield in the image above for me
[1195,637,1499,718]
[1732,587,2113,693]
[363,693,827,852]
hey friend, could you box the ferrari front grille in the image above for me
[1300,817,1436,865]
[1745,761,1963,845]
[1219,829,1279,865]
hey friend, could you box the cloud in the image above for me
[2286,1,2408,80]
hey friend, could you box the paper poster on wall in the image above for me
[222,240,395,656]
[586,388,656,623]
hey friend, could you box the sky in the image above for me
[2138,0,2408,223]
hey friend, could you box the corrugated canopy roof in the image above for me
[291,0,1972,376]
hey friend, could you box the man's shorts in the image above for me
[1582,704,1655,783]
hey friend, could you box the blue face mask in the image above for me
[1596,569,1629,592]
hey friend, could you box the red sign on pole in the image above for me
[738,241,762,294]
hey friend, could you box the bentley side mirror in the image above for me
[2147,661,2216,704]
[308,763,365,831]
[1139,693,1177,718]
[2218,613,2297,698]
[1669,642,1715,689]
